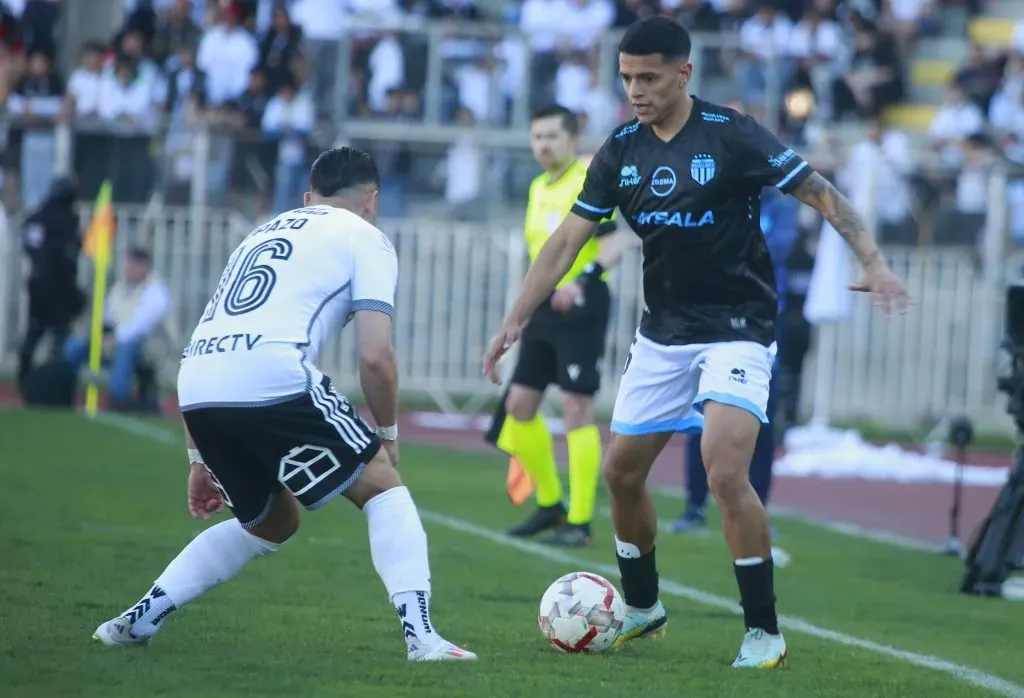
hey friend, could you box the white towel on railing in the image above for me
[804,220,853,325]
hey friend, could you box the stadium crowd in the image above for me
[0,0,1021,242]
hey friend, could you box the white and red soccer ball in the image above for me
[538,571,626,653]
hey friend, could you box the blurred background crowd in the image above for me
[0,0,1023,241]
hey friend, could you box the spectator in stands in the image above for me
[612,0,659,28]
[62,40,105,122]
[109,26,166,104]
[434,105,485,221]
[98,54,157,133]
[836,21,904,120]
[258,3,302,94]
[842,117,915,244]
[19,0,61,56]
[9,48,63,209]
[196,1,258,107]
[360,86,412,218]
[663,0,723,32]
[162,41,206,122]
[161,42,207,204]
[788,7,844,122]
[150,0,202,70]
[943,132,996,245]
[288,0,346,120]
[62,247,174,412]
[884,0,936,63]
[366,23,405,115]
[735,2,794,108]
[928,81,985,167]
[262,77,314,214]
[989,52,1024,140]
[954,43,1002,115]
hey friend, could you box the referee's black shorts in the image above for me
[510,281,611,397]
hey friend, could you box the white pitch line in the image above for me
[89,412,1024,697]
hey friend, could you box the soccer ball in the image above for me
[537,571,626,653]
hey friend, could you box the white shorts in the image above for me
[610,330,777,436]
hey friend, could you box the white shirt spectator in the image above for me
[440,135,483,205]
[739,12,793,60]
[107,279,172,345]
[67,66,103,118]
[520,0,567,52]
[889,0,931,23]
[367,33,405,113]
[454,62,495,124]
[788,18,844,64]
[98,70,157,132]
[289,0,347,41]
[560,0,614,51]
[929,99,985,142]
[842,130,914,224]
[197,22,258,106]
[494,37,525,102]
[262,90,316,166]
[554,60,591,114]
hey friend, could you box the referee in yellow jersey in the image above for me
[486,105,626,547]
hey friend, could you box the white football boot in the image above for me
[92,617,151,647]
[731,628,788,668]
[612,600,668,648]
[407,638,478,662]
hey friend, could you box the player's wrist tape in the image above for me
[187,448,204,465]
[376,424,398,441]
[576,262,605,286]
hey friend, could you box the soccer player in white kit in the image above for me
[92,147,477,663]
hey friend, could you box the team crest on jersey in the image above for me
[690,154,716,186]
[619,165,640,188]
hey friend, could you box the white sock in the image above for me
[364,486,437,646]
[124,519,278,638]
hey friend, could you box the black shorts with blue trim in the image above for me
[181,376,381,529]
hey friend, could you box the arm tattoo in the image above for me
[790,172,882,267]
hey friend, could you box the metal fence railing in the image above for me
[1,203,1019,431]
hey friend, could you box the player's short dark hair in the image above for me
[309,147,380,197]
[619,17,692,62]
[531,104,580,137]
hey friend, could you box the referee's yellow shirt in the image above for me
[523,159,616,290]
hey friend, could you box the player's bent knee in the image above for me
[247,491,301,545]
[505,385,542,422]
[344,448,402,509]
[706,465,748,505]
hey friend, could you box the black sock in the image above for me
[734,558,779,635]
[617,546,659,610]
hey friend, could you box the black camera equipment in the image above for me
[960,283,1024,597]
[943,416,974,558]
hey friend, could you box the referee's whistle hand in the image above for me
[483,325,521,385]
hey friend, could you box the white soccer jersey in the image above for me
[177,204,398,409]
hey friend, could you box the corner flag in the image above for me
[82,180,116,417]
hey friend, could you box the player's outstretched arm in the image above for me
[483,212,599,383]
[789,172,910,315]
[355,310,398,432]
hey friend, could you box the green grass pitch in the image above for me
[1,408,1023,697]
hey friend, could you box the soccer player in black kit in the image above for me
[484,17,908,668]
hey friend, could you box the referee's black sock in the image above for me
[615,537,659,610]
[734,557,779,635]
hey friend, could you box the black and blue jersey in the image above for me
[571,97,814,347]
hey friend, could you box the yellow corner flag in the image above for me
[82,179,116,417]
